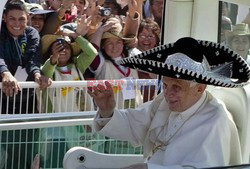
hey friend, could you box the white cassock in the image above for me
[93,91,242,169]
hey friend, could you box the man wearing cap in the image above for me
[225,23,250,64]
[27,3,54,33]
[88,37,250,169]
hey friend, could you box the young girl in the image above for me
[88,2,143,155]
[89,0,143,109]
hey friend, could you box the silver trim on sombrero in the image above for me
[164,53,208,75]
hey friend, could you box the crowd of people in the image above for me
[0,0,164,111]
[0,0,164,168]
[1,0,250,169]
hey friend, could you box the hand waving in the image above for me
[76,14,92,37]
[87,81,116,118]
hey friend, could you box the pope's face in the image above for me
[163,77,205,112]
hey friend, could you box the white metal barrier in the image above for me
[0,79,159,114]
[0,112,144,169]
[0,79,158,169]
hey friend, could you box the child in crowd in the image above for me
[89,0,142,109]
[40,15,95,112]
[36,15,104,168]
[88,0,143,155]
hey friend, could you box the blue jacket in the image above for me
[0,23,41,81]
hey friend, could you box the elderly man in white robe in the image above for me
[88,37,250,169]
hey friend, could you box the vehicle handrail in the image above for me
[0,111,96,130]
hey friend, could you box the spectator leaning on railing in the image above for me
[0,0,51,168]
[0,0,51,99]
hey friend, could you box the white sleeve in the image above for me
[93,101,153,146]
[93,112,112,131]
[95,113,112,126]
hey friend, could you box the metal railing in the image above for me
[0,79,159,169]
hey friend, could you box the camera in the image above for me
[56,38,65,45]
[99,7,111,16]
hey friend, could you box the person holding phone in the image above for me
[34,15,99,168]
[40,14,96,112]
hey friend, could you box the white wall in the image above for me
[163,0,193,44]
[0,0,8,31]
[191,0,219,42]
[163,0,219,43]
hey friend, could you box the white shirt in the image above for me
[153,93,207,149]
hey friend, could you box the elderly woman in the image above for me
[137,18,160,52]
[137,18,161,102]
[226,23,250,64]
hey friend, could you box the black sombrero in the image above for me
[117,37,250,88]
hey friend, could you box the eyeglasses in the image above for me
[139,35,156,40]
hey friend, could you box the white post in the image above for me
[0,0,8,31]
